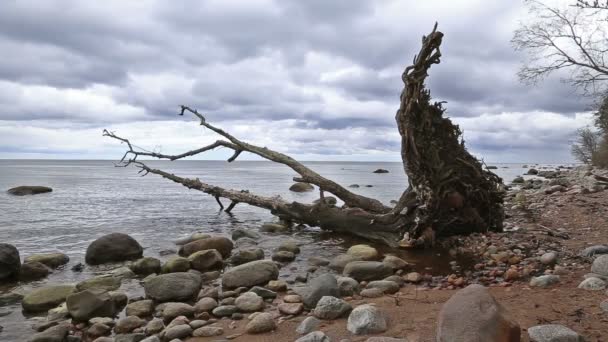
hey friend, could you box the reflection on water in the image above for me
[0,160,550,339]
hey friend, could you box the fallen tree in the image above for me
[105,24,505,248]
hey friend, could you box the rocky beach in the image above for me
[1,164,608,341]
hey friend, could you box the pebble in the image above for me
[278,303,304,315]
[529,275,560,288]
[539,252,557,265]
[527,324,583,342]
[296,316,321,335]
[193,326,223,337]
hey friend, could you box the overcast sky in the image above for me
[0,0,594,162]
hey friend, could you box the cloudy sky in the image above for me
[0,0,594,162]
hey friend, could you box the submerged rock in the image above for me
[232,228,261,241]
[221,260,279,288]
[7,185,52,196]
[0,243,20,281]
[25,253,69,269]
[289,182,314,192]
[85,233,143,265]
[19,261,50,281]
[260,222,290,233]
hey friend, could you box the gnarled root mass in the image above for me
[104,24,504,248]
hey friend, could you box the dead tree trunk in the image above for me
[104,24,505,248]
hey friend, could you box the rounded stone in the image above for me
[85,233,143,265]
[22,284,76,313]
[235,292,264,312]
[24,253,69,269]
[245,312,276,333]
[347,245,379,260]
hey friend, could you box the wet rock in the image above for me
[111,266,135,280]
[246,312,276,333]
[580,245,608,258]
[67,289,116,321]
[232,228,261,241]
[272,251,296,262]
[159,302,195,321]
[337,276,360,297]
[144,272,202,302]
[19,261,51,281]
[126,299,154,317]
[180,236,234,258]
[347,304,387,335]
[85,233,143,265]
[313,296,352,319]
[115,315,146,334]
[373,169,389,173]
[349,184,360,188]
[308,257,330,267]
[0,291,23,306]
[7,185,52,196]
[347,244,379,260]
[293,274,339,308]
[188,249,223,272]
[512,176,524,184]
[248,286,277,299]
[278,240,301,254]
[228,248,265,265]
[173,232,209,245]
[221,260,279,288]
[235,292,264,312]
[30,323,69,342]
[577,277,606,290]
[260,222,289,233]
[110,291,128,309]
[527,168,539,175]
[295,331,330,342]
[22,284,76,312]
[193,326,223,337]
[366,280,399,294]
[162,324,193,340]
[289,182,314,192]
[162,256,191,273]
[212,305,237,317]
[436,284,520,342]
[329,254,362,272]
[382,256,410,271]
[76,275,121,292]
[25,253,69,269]
[130,257,161,276]
[267,280,288,292]
[278,302,304,315]
[530,275,560,288]
[528,324,583,341]
[0,243,20,281]
[194,297,218,313]
[343,261,393,281]
[540,252,557,265]
[591,255,608,276]
[296,316,321,335]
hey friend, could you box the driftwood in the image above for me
[105,24,505,248]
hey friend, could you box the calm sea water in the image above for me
[0,159,536,340]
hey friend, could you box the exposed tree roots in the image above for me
[104,24,505,248]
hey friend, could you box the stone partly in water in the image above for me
[76,275,121,292]
[144,272,202,302]
[382,255,410,271]
[67,289,117,321]
[347,304,387,335]
[289,182,314,192]
[293,274,339,308]
[0,243,20,281]
[24,253,69,269]
[232,228,261,241]
[29,323,69,342]
[221,260,279,289]
[228,248,265,265]
[130,257,161,276]
[161,256,191,273]
[246,312,276,333]
[7,185,53,196]
[436,284,520,342]
[373,169,389,173]
[85,233,143,265]
[19,261,51,281]
[591,255,608,276]
[179,236,234,258]
[22,284,76,312]
[346,245,379,261]
[527,324,583,342]
[173,232,210,245]
[343,261,393,281]
[260,223,290,233]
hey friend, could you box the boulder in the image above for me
[272,251,296,262]
[22,284,76,312]
[577,277,606,290]
[179,236,233,258]
[591,255,608,276]
[76,275,121,292]
[246,312,276,333]
[114,315,146,334]
[289,182,314,192]
[248,286,277,299]
[235,292,264,312]
[162,256,191,273]
[144,272,202,302]
[85,233,143,265]
[130,257,161,275]
[0,243,20,281]
[337,276,360,296]
[212,305,237,317]
[126,299,154,317]
[382,255,410,270]
[347,244,379,260]
[25,253,69,269]
[329,254,363,272]
[296,316,321,335]
[19,261,50,281]
[293,274,339,308]
[159,302,195,321]
[7,185,52,196]
[193,326,223,337]
[188,249,223,271]
[278,302,304,315]
[144,318,164,335]
[347,304,387,335]
[67,289,117,321]
[313,296,352,319]
[221,260,279,288]
[228,248,265,265]
[194,297,218,313]
[436,284,520,342]
[278,240,301,254]
[527,324,583,342]
[343,261,393,281]
[29,323,69,342]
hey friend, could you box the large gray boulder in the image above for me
[591,255,608,277]
[347,304,387,335]
[67,289,117,321]
[85,233,143,265]
[22,284,76,312]
[293,274,339,308]
[0,243,20,281]
[528,324,584,342]
[343,261,393,281]
[7,185,52,196]
[221,260,279,288]
[436,284,520,342]
[144,272,202,302]
[179,236,233,258]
